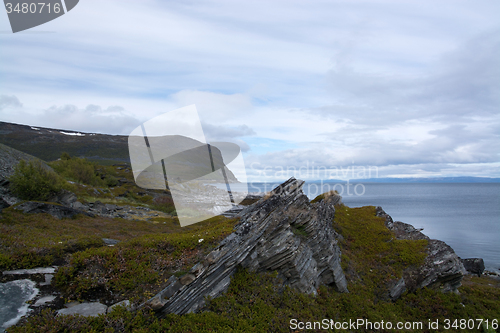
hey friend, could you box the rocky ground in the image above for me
[142,178,497,317]
[0,142,498,330]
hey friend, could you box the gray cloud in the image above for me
[0,103,141,135]
[1,1,499,179]
[245,117,500,179]
[39,104,141,134]
[314,30,500,125]
[202,122,255,152]
[278,29,500,178]
[202,123,256,139]
[0,95,23,110]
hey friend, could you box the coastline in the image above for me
[1,180,499,330]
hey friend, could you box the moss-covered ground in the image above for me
[3,201,499,332]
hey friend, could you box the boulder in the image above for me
[56,302,107,317]
[0,197,10,210]
[33,295,56,307]
[13,201,94,219]
[72,201,85,210]
[391,221,429,241]
[102,238,120,246]
[399,239,465,295]
[39,274,54,286]
[150,177,348,316]
[105,204,118,211]
[48,189,77,206]
[461,258,485,277]
[3,267,57,275]
[376,207,466,300]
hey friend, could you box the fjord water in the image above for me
[339,183,500,273]
[232,182,500,273]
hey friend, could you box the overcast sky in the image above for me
[1,0,499,181]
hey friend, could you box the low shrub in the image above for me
[104,175,119,187]
[6,204,500,332]
[50,154,105,187]
[9,269,500,333]
[9,159,65,201]
[0,209,186,270]
[53,216,238,301]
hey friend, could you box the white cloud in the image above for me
[0,0,499,179]
[170,90,254,123]
[0,96,141,134]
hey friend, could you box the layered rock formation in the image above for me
[146,177,348,315]
[376,207,466,300]
[145,181,468,315]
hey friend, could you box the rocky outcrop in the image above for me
[220,194,263,218]
[461,258,485,277]
[48,190,78,206]
[377,207,466,300]
[394,239,466,298]
[13,201,94,219]
[69,200,173,221]
[145,178,348,315]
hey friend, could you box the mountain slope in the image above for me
[0,121,129,163]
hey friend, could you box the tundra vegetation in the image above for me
[1,155,499,332]
[8,159,67,201]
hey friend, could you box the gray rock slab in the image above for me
[39,274,54,286]
[13,201,93,219]
[57,302,107,317]
[33,295,56,307]
[102,238,120,246]
[3,267,56,275]
[72,201,85,210]
[105,204,118,211]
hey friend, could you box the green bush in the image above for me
[60,152,71,160]
[9,159,64,201]
[104,175,119,187]
[50,154,105,187]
